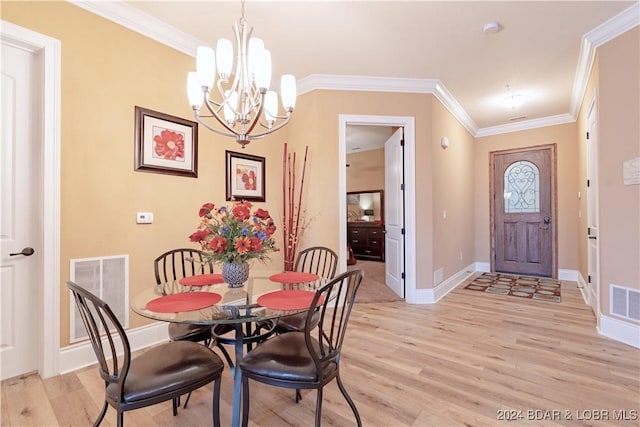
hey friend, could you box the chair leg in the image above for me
[295,388,302,403]
[241,375,250,427]
[116,410,124,427]
[183,391,193,409]
[94,401,108,427]
[336,374,362,427]
[212,377,222,427]
[315,388,323,427]
[172,397,178,416]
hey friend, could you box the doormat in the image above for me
[464,272,561,303]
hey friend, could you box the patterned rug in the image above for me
[464,272,561,303]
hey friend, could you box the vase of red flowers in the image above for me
[189,201,277,287]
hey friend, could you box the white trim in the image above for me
[339,115,416,303]
[414,265,477,304]
[598,315,640,349]
[475,262,491,273]
[1,21,61,380]
[558,269,579,282]
[68,0,202,56]
[475,114,575,138]
[59,322,168,375]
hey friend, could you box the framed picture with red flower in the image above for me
[134,106,198,177]
[225,150,266,202]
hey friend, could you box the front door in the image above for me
[491,145,556,278]
[1,40,42,379]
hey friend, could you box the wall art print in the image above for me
[225,150,265,202]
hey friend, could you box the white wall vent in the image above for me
[610,284,640,322]
[69,254,129,342]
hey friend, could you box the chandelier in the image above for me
[187,1,296,148]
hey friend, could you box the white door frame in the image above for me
[586,90,600,320]
[338,115,416,303]
[2,21,61,379]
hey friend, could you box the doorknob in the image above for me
[9,247,35,256]
[543,216,551,225]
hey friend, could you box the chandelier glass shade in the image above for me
[187,2,296,147]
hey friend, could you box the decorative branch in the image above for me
[282,143,309,271]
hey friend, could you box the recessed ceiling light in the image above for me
[483,21,502,35]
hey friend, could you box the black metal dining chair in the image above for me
[153,248,216,347]
[239,269,364,427]
[67,281,224,427]
[275,246,338,333]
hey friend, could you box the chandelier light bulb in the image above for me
[187,72,203,109]
[216,39,233,80]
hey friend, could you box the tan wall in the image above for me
[3,2,285,346]
[474,124,580,271]
[431,101,476,280]
[596,27,640,314]
[285,90,438,288]
[346,148,384,192]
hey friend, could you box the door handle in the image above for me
[543,216,551,225]
[9,247,35,256]
[588,236,597,240]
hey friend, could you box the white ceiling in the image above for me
[81,1,637,147]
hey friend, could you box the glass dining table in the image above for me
[130,270,326,427]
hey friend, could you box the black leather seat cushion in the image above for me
[239,333,336,383]
[168,323,212,342]
[107,341,224,403]
[276,310,320,333]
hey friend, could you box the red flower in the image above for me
[234,236,252,254]
[153,129,185,161]
[189,229,210,242]
[254,208,270,220]
[232,201,252,221]
[208,236,228,253]
[199,202,215,217]
[265,219,277,237]
[241,170,257,190]
[249,237,263,252]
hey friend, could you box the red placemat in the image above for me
[269,272,320,284]
[257,290,323,311]
[145,292,221,313]
[178,273,224,286]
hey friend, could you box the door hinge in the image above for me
[588,275,591,284]
[587,179,590,187]
[401,228,405,235]
[401,183,404,191]
[586,131,590,139]
[401,272,405,279]
[400,138,405,147]
[587,226,591,236]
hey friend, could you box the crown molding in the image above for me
[570,3,640,120]
[71,0,639,138]
[68,0,202,56]
[475,113,575,138]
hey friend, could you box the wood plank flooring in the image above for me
[2,279,639,426]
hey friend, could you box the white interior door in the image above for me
[1,41,41,380]
[384,128,404,297]
[586,99,599,316]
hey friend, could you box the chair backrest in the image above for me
[67,280,130,400]
[304,269,363,374]
[294,246,338,280]
[153,248,214,285]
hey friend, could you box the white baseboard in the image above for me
[59,322,168,374]
[599,314,640,348]
[414,263,476,304]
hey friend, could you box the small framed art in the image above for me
[134,106,198,177]
[225,150,266,202]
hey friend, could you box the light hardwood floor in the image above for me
[2,279,639,427]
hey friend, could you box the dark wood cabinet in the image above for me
[347,223,385,261]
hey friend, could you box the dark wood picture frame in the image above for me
[134,106,198,177]
[225,150,266,202]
